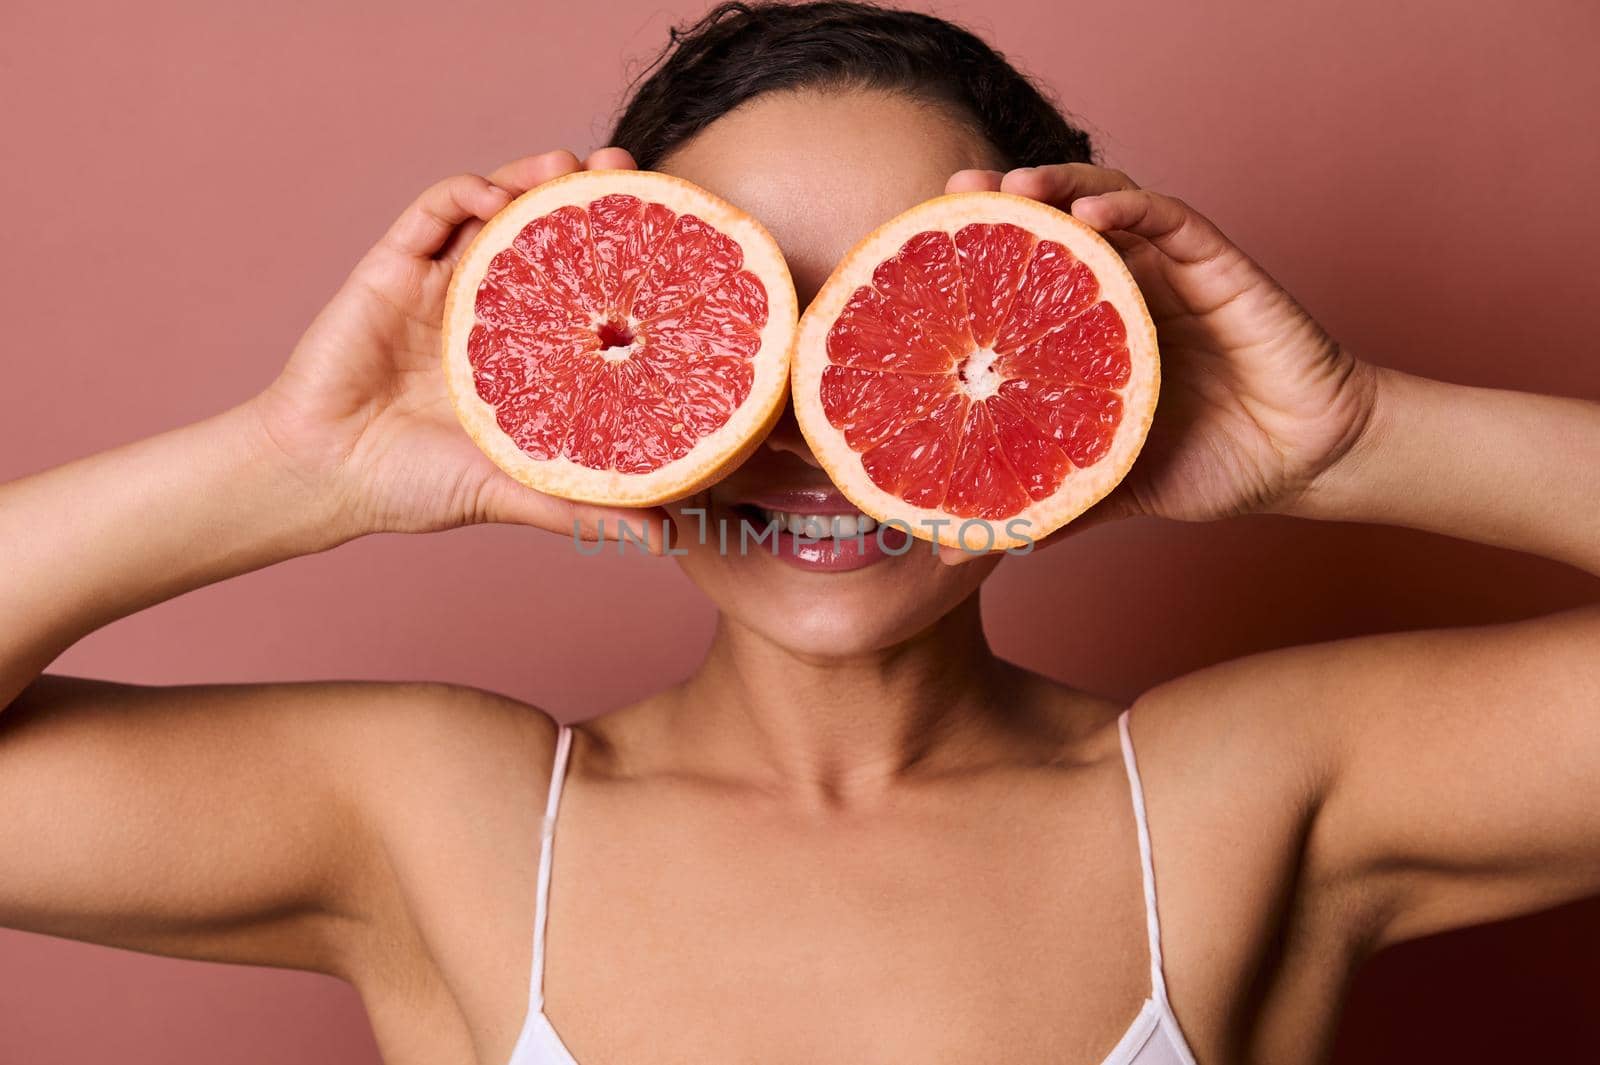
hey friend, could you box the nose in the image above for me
[761,400,823,468]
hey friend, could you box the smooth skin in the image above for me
[3,89,1598,1065]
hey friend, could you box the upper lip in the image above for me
[730,486,860,514]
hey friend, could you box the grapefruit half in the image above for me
[792,192,1159,551]
[443,170,797,506]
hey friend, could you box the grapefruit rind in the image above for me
[442,169,798,507]
[792,191,1159,550]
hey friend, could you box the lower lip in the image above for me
[764,524,913,572]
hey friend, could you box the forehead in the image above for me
[657,88,1001,303]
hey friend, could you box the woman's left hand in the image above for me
[946,164,1378,528]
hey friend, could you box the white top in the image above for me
[507,711,1198,1064]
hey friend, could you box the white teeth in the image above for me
[752,507,875,539]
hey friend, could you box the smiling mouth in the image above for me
[743,506,878,539]
[713,499,911,573]
[724,485,877,538]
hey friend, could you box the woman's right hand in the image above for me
[248,147,665,548]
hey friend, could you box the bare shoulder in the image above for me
[1121,606,1600,980]
[5,674,566,863]
[5,673,559,756]
[0,675,561,983]
[241,678,569,1006]
[299,678,561,786]
[1124,639,1342,811]
[286,678,564,882]
[1128,607,1599,805]
[1112,636,1403,1050]
[1118,623,1452,848]
[308,680,570,1014]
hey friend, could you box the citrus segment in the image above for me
[819,366,955,451]
[953,222,1033,347]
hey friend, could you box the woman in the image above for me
[2,2,1595,1062]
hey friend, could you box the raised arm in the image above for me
[1268,368,1600,942]
[954,162,1600,943]
[0,149,643,972]
[1296,366,1600,576]
[1142,367,1600,947]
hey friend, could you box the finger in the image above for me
[938,490,1137,564]
[1102,229,1148,255]
[1071,189,1232,266]
[1033,491,1141,551]
[480,476,669,554]
[436,217,487,266]
[934,524,1015,566]
[570,504,672,555]
[936,541,992,566]
[556,500,670,555]
[946,169,1003,194]
[555,505,672,555]
[999,163,1138,207]
[382,174,512,259]
[585,146,637,171]
[487,149,582,195]
[438,151,584,264]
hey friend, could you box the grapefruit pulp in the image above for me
[792,191,1159,550]
[443,169,797,506]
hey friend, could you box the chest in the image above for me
[563,784,1154,1060]
[356,749,1330,1065]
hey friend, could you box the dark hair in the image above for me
[608,1,1094,170]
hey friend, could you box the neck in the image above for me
[667,594,1021,803]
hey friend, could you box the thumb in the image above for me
[479,477,671,554]
[981,488,1139,561]
[1039,488,1141,547]
[936,489,1137,566]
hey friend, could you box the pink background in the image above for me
[3,0,1598,1060]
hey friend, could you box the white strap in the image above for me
[1117,710,1169,1004]
[529,724,574,1011]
